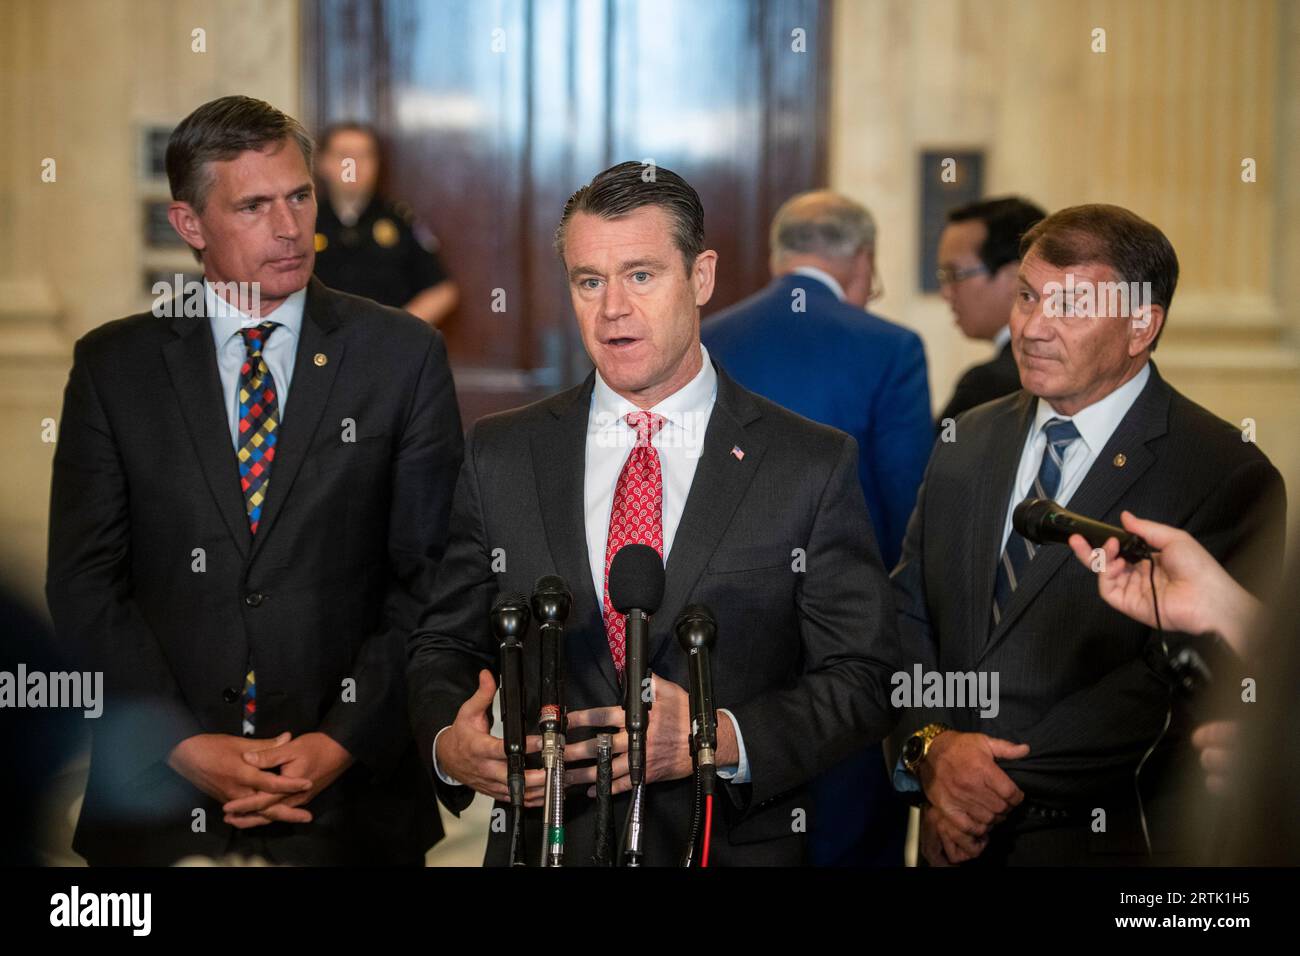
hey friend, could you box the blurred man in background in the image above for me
[704,190,932,865]
[313,122,459,326]
[935,197,1045,430]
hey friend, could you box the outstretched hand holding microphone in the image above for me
[1066,509,1261,658]
[1066,509,1263,795]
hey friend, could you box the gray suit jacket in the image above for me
[407,360,902,865]
[891,362,1285,862]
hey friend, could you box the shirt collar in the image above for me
[591,344,718,435]
[1033,361,1151,454]
[993,325,1011,350]
[788,266,846,302]
[205,279,307,346]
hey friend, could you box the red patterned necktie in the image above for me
[602,410,667,676]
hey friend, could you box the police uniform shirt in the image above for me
[313,194,450,309]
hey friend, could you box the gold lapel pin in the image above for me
[1113,453,1127,467]
[314,353,328,367]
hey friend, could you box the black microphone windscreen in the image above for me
[609,543,665,614]
[1013,498,1056,541]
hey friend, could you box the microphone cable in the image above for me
[1134,558,1171,859]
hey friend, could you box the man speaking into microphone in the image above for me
[407,161,902,865]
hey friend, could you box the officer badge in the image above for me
[372,218,399,248]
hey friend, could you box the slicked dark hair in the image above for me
[166,95,313,214]
[555,161,705,273]
[1021,203,1179,350]
[947,196,1046,274]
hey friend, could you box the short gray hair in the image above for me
[770,190,876,261]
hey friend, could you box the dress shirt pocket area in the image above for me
[704,543,792,575]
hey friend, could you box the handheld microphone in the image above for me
[1013,498,1157,563]
[532,574,572,867]
[490,593,530,867]
[608,542,665,867]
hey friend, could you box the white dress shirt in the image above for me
[434,344,752,786]
[998,362,1151,554]
[205,280,307,449]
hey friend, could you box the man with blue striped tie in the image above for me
[889,204,1285,866]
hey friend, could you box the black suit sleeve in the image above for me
[406,423,498,815]
[46,336,205,782]
[318,333,463,777]
[727,435,902,810]
[1004,457,1286,801]
[885,446,952,776]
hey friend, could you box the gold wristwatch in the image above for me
[901,722,950,776]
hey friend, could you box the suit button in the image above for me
[222,687,240,703]
[244,592,264,607]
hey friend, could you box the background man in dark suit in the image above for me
[891,204,1285,865]
[407,162,902,866]
[935,197,1046,430]
[46,95,463,865]
[703,190,932,865]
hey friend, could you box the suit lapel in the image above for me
[532,375,619,697]
[978,367,1171,663]
[249,279,343,560]
[963,393,1036,667]
[162,302,253,559]
[650,366,765,669]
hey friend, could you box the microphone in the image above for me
[675,604,718,792]
[532,575,572,867]
[608,542,665,867]
[1013,498,1157,563]
[676,603,719,868]
[490,593,530,867]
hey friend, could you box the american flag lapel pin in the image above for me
[731,445,745,461]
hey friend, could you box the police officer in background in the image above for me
[313,122,459,326]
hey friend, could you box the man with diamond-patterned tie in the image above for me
[46,96,463,865]
[408,161,904,865]
[889,204,1285,865]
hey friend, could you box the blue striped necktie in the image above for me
[991,417,1081,628]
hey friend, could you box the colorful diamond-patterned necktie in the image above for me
[236,320,279,734]
[601,411,667,677]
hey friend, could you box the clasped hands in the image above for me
[918,730,1030,866]
[436,669,738,807]
[167,731,353,829]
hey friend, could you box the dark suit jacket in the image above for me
[46,278,463,865]
[935,338,1021,431]
[407,360,902,865]
[892,363,1285,864]
[704,275,931,570]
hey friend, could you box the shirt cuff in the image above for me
[432,725,463,786]
[715,708,750,784]
[892,755,922,793]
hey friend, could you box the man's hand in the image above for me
[435,669,546,807]
[918,730,1029,839]
[1067,511,1260,656]
[920,803,986,865]
[219,732,355,828]
[1191,720,1239,795]
[564,674,728,796]
[167,732,314,826]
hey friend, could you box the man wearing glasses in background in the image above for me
[934,197,1046,431]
